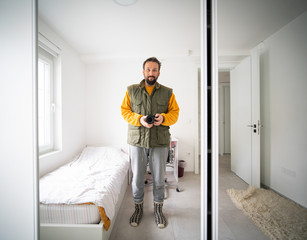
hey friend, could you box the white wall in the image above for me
[38,19,86,177]
[0,1,37,239]
[85,57,199,172]
[260,11,307,207]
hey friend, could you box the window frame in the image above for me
[38,33,62,156]
[38,48,54,153]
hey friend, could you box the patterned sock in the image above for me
[130,201,143,227]
[154,201,167,228]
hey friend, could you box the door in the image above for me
[230,51,260,187]
[224,86,231,153]
[219,83,231,155]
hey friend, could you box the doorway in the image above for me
[218,72,230,156]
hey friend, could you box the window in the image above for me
[38,48,53,152]
[38,34,61,156]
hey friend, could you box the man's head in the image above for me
[143,57,161,86]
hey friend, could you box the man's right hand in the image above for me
[140,116,154,128]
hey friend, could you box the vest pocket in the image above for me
[128,127,141,144]
[157,127,170,145]
[156,100,168,113]
[131,99,142,114]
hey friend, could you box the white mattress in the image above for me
[40,204,101,224]
[40,146,129,221]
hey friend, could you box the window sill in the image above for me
[39,149,61,159]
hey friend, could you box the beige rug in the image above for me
[227,186,307,240]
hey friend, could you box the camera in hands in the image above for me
[145,114,156,124]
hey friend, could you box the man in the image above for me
[121,57,179,228]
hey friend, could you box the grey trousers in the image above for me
[129,145,168,203]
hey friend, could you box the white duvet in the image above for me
[40,146,129,220]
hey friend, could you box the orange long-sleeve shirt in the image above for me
[121,85,179,126]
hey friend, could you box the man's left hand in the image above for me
[154,113,164,126]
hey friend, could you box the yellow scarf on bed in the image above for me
[78,202,111,230]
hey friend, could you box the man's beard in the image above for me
[146,76,157,86]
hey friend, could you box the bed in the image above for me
[39,146,130,240]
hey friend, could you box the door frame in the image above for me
[200,0,219,239]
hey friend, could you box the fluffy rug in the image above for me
[227,186,307,240]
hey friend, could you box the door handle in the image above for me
[247,124,257,133]
[247,121,264,135]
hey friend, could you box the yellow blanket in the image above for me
[79,202,111,230]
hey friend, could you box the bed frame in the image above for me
[40,170,129,240]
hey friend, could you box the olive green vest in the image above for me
[127,79,172,149]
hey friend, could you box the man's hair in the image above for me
[143,57,161,70]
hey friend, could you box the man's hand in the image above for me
[154,113,163,126]
[140,116,154,128]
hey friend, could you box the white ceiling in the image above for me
[38,0,200,61]
[38,0,307,64]
[218,0,307,68]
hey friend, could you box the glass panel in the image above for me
[38,59,51,148]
